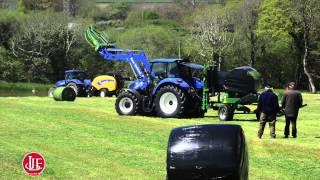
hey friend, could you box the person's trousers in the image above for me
[284,116,297,137]
[258,112,276,138]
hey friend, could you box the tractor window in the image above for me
[77,72,86,80]
[167,63,179,78]
[65,73,76,80]
[152,63,167,78]
[179,64,192,80]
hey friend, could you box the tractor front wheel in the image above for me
[115,91,139,115]
[218,105,234,121]
[155,85,186,118]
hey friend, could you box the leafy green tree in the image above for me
[190,5,235,70]
[235,0,261,66]
[0,9,21,49]
[11,12,81,82]
[0,47,24,82]
[125,9,160,27]
[257,0,320,92]
[117,26,180,59]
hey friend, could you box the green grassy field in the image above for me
[0,94,319,179]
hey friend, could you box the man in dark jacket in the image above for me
[282,82,303,138]
[257,86,279,139]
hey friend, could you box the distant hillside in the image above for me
[95,0,217,3]
[95,0,174,3]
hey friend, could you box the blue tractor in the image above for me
[85,26,205,117]
[85,26,262,119]
[53,70,91,96]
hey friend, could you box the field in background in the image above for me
[0,82,53,97]
[0,82,52,90]
[0,94,319,179]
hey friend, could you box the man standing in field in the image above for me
[257,85,279,139]
[282,82,303,138]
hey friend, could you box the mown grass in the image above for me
[0,93,319,179]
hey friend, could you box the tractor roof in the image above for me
[65,70,85,73]
[150,59,183,63]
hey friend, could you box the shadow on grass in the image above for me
[233,119,259,122]
[203,115,219,118]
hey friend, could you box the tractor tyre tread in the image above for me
[155,85,186,118]
[115,91,139,115]
[66,83,79,96]
[218,105,235,121]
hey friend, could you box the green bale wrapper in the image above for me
[52,87,76,101]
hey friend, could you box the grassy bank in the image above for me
[0,94,319,179]
[0,82,53,90]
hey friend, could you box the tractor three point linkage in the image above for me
[84,26,261,120]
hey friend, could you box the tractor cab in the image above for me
[65,70,87,81]
[150,59,203,90]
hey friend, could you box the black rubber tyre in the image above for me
[115,91,139,115]
[66,83,78,95]
[193,109,205,118]
[100,88,107,97]
[155,85,186,118]
[218,105,234,121]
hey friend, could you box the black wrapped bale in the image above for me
[223,66,261,97]
[167,124,248,180]
[52,87,76,101]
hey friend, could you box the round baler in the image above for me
[90,75,120,97]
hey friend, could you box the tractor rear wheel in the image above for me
[155,85,186,118]
[115,91,139,115]
[66,83,78,95]
[218,105,234,121]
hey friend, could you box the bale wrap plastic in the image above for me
[52,87,76,101]
[167,124,248,180]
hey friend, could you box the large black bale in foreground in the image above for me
[167,124,248,180]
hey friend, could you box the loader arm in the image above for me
[84,26,153,85]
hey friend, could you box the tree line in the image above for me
[0,0,319,92]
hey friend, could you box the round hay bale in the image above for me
[167,124,248,180]
[48,87,56,97]
[52,87,76,101]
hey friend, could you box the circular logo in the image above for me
[22,152,46,176]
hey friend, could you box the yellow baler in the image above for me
[91,75,119,97]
